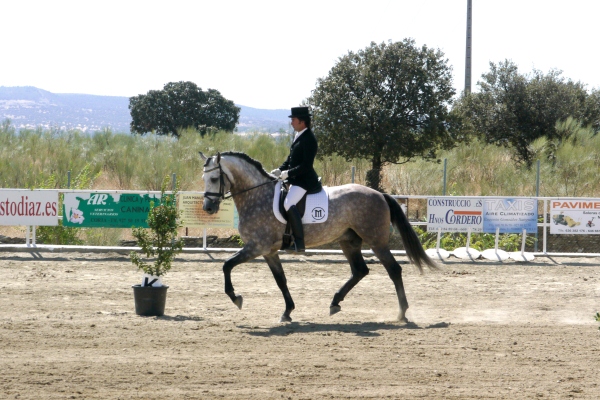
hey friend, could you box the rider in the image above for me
[271,106,321,252]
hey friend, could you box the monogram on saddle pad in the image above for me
[272,180,329,224]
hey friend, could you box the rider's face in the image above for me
[290,117,306,132]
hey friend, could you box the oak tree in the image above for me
[454,60,600,166]
[308,39,458,191]
[129,81,240,136]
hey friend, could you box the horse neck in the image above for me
[223,156,274,209]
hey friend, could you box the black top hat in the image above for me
[289,106,311,118]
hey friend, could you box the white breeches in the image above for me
[283,185,307,211]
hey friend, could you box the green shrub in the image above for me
[414,226,536,251]
[130,177,184,277]
[230,234,244,247]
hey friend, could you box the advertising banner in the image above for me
[0,190,59,226]
[427,197,484,232]
[482,198,538,233]
[178,194,235,228]
[549,199,600,234]
[62,192,161,228]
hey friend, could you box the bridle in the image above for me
[203,160,277,202]
[203,162,230,201]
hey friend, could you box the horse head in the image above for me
[199,152,233,214]
[200,150,279,216]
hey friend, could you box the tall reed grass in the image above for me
[2,119,600,244]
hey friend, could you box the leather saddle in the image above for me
[278,179,322,250]
[278,179,322,222]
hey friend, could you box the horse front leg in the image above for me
[264,253,295,323]
[223,246,261,310]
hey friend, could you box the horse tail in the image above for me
[383,194,439,273]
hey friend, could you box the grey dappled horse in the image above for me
[200,151,438,323]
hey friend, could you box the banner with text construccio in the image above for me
[427,197,483,232]
[0,190,59,226]
[62,192,162,228]
[550,199,600,234]
[426,197,538,233]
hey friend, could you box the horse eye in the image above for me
[210,177,219,183]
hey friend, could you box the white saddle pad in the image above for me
[272,181,329,224]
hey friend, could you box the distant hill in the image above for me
[0,86,290,133]
[236,105,290,133]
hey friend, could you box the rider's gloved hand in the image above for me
[271,168,281,177]
[280,170,289,181]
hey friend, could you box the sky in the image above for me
[2,0,599,110]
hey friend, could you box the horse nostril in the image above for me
[203,199,219,214]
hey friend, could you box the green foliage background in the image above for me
[2,114,600,250]
[3,43,600,250]
[0,75,600,250]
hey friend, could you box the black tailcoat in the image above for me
[279,128,321,192]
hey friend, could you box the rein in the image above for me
[204,162,277,201]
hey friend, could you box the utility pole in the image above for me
[465,0,473,95]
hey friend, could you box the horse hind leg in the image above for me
[372,246,410,323]
[330,231,370,316]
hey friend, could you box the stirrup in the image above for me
[291,236,305,253]
[293,241,305,253]
[281,235,304,252]
[283,242,304,253]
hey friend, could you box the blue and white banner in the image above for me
[427,197,538,234]
[482,198,538,233]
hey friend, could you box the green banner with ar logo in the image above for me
[62,192,162,228]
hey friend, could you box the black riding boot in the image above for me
[287,205,305,252]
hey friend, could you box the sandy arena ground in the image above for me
[1,250,599,399]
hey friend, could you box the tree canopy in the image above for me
[308,39,458,191]
[129,81,240,136]
[454,60,600,166]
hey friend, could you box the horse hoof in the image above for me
[234,295,243,310]
[280,314,292,323]
[398,315,409,324]
[330,305,342,316]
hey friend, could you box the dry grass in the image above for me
[3,122,600,243]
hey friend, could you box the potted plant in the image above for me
[130,178,184,316]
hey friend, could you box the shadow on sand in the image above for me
[154,314,205,322]
[240,320,449,337]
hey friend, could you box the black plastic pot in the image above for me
[132,284,169,316]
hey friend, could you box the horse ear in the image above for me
[199,152,207,161]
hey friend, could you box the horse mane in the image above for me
[221,151,273,179]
